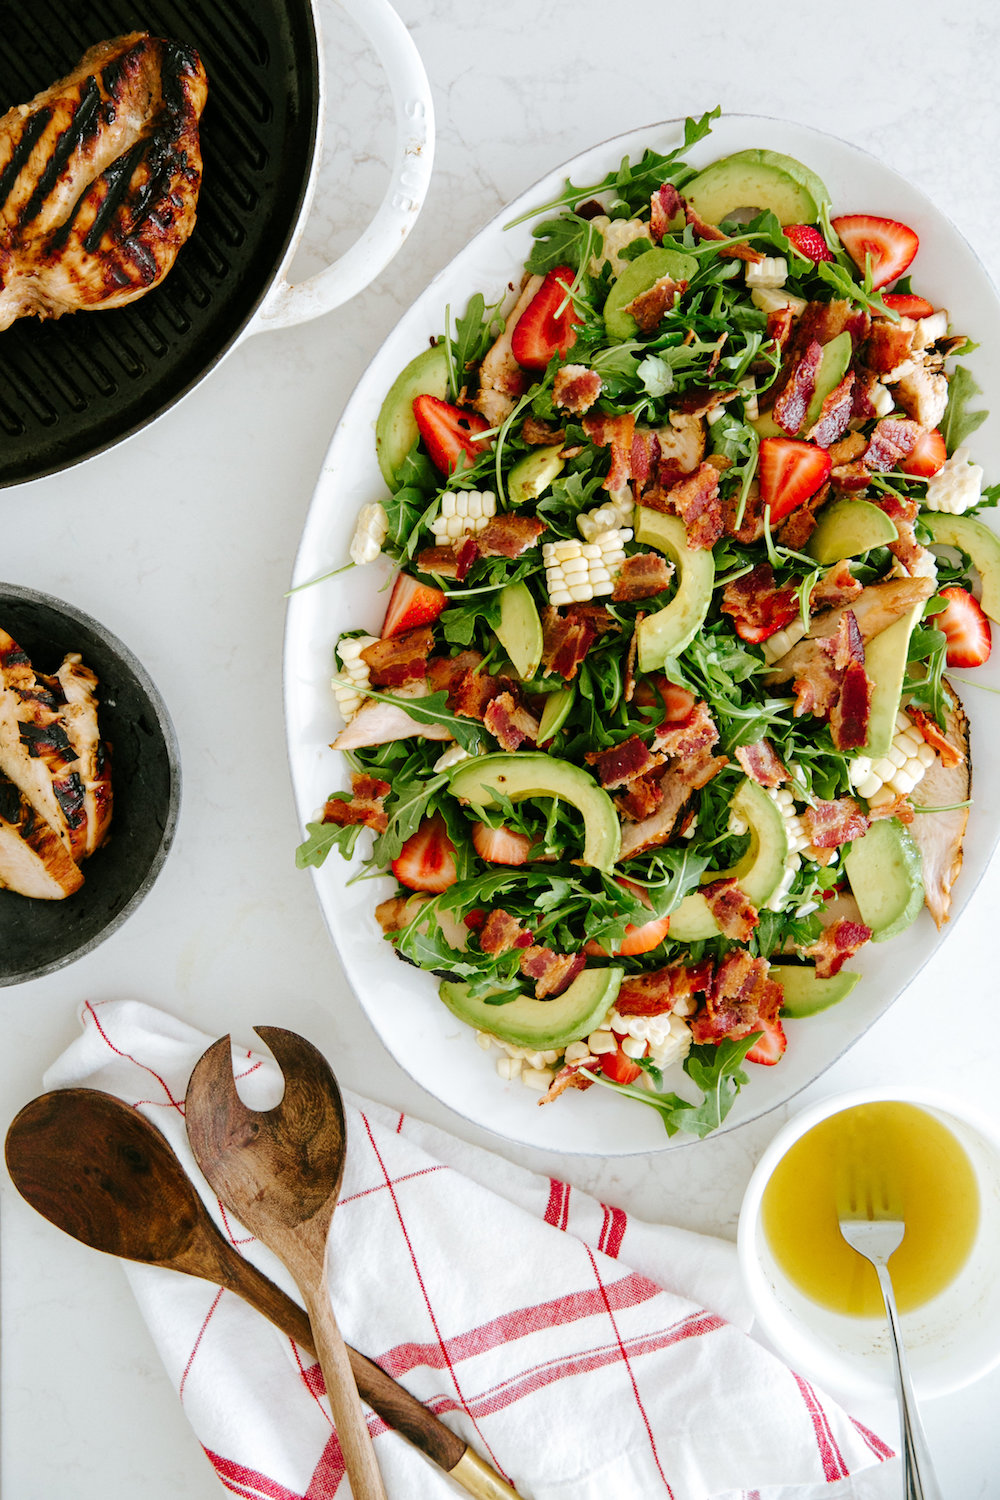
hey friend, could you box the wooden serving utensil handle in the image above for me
[303,1277,389,1500]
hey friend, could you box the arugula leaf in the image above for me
[526,215,598,275]
[372,772,449,865]
[295,818,364,870]
[363,689,485,751]
[941,365,989,455]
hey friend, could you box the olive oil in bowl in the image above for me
[761,1101,980,1318]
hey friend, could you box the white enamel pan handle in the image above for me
[254,0,434,331]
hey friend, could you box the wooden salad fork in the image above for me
[837,1163,942,1500]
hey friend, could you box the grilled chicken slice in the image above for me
[908,685,970,927]
[764,577,936,686]
[0,32,207,330]
[48,654,113,858]
[0,629,83,855]
[0,770,84,899]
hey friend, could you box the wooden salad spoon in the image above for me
[4,1085,518,1500]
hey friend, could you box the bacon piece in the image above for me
[830,461,871,493]
[804,918,872,978]
[653,698,719,759]
[801,796,869,850]
[702,878,759,941]
[484,691,539,751]
[538,1060,596,1104]
[522,416,566,445]
[771,339,823,435]
[867,792,915,826]
[792,300,870,356]
[615,960,714,1017]
[872,493,922,574]
[721,562,798,642]
[810,561,861,613]
[588,735,664,790]
[616,748,726,858]
[625,274,687,334]
[479,908,533,954]
[477,515,546,558]
[615,768,664,821]
[863,418,921,472]
[624,615,641,705]
[360,628,432,689]
[829,633,872,751]
[540,604,617,681]
[910,707,965,768]
[415,545,462,578]
[722,481,767,545]
[765,305,797,351]
[612,552,674,602]
[644,462,723,550]
[805,372,856,448]
[650,182,683,242]
[519,947,586,999]
[630,428,658,487]
[671,386,741,420]
[735,739,788,787]
[455,536,480,581]
[850,366,880,423]
[553,364,603,415]
[689,952,782,1044]
[775,483,830,551]
[429,653,499,722]
[683,200,764,262]
[582,412,637,491]
[321,774,391,834]
[864,318,914,377]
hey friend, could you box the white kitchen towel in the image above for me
[43,998,898,1499]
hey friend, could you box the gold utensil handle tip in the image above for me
[448,1448,523,1499]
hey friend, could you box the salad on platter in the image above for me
[297,110,998,1140]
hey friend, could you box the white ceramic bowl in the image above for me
[738,1087,1000,1402]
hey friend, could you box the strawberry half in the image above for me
[758,437,832,523]
[935,586,992,668]
[882,292,936,319]
[600,1043,643,1086]
[412,394,490,475]
[784,224,834,263]
[746,1016,787,1066]
[510,265,581,370]
[831,214,919,290]
[381,572,447,637]
[899,427,947,478]
[583,877,671,957]
[471,821,532,866]
[391,814,459,893]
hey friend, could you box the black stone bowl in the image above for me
[0,584,181,985]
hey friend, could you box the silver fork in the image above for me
[838,1168,942,1500]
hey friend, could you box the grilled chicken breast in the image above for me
[0,32,207,330]
[0,771,84,899]
[908,685,970,927]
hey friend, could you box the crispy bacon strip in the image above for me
[428,651,498,721]
[588,734,663,790]
[519,947,586,999]
[538,1060,596,1104]
[810,561,861,613]
[804,918,872,978]
[322,774,390,834]
[612,552,674,602]
[721,562,798,641]
[553,364,603,415]
[864,319,914,376]
[771,339,823,436]
[702,878,759,941]
[616,748,726,858]
[415,545,461,579]
[644,462,722,550]
[828,611,871,751]
[873,493,922,574]
[863,418,921,472]
[653,698,719,759]
[477,515,546,558]
[689,952,782,1043]
[541,604,616,681]
[683,201,764,262]
[360,627,433,688]
[791,300,871,357]
[649,182,683,242]
[615,768,664,821]
[522,416,566,445]
[615,960,713,1017]
[479,908,533,954]
[801,796,869,850]
[625,275,686,334]
[582,412,637,491]
[805,372,856,448]
[735,739,788,787]
[484,691,539,751]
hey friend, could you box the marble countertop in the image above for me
[3,1,999,1495]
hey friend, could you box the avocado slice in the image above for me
[684,149,830,227]
[861,601,926,759]
[508,445,565,506]
[603,247,699,341]
[770,962,860,1017]
[448,751,621,871]
[806,499,900,565]
[375,343,451,489]
[844,816,924,942]
[752,331,853,440]
[495,582,544,680]
[667,778,790,942]
[923,512,1000,623]
[439,966,623,1050]
[633,508,715,671]
[537,687,574,745]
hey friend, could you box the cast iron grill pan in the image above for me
[0,0,319,487]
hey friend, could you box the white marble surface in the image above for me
[2,0,1000,1495]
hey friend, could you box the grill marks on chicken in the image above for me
[0,629,112,899]
[0,32,207,331]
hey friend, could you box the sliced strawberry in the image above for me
[934,586,992,668]
[633,675,696,729]
[831,214,919,291]
[584,879,671,958]
[510,265,581,371]
[412,394,490,475]
[391,814,459,893]
[746,1016,787,1066]
[381,572,446,637]
[882,292,936,319]
[758,437,832,523]
[600,1043,643,1086]
[784,224,834,263]
[899,427,947,478]
[471,821,532,866]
